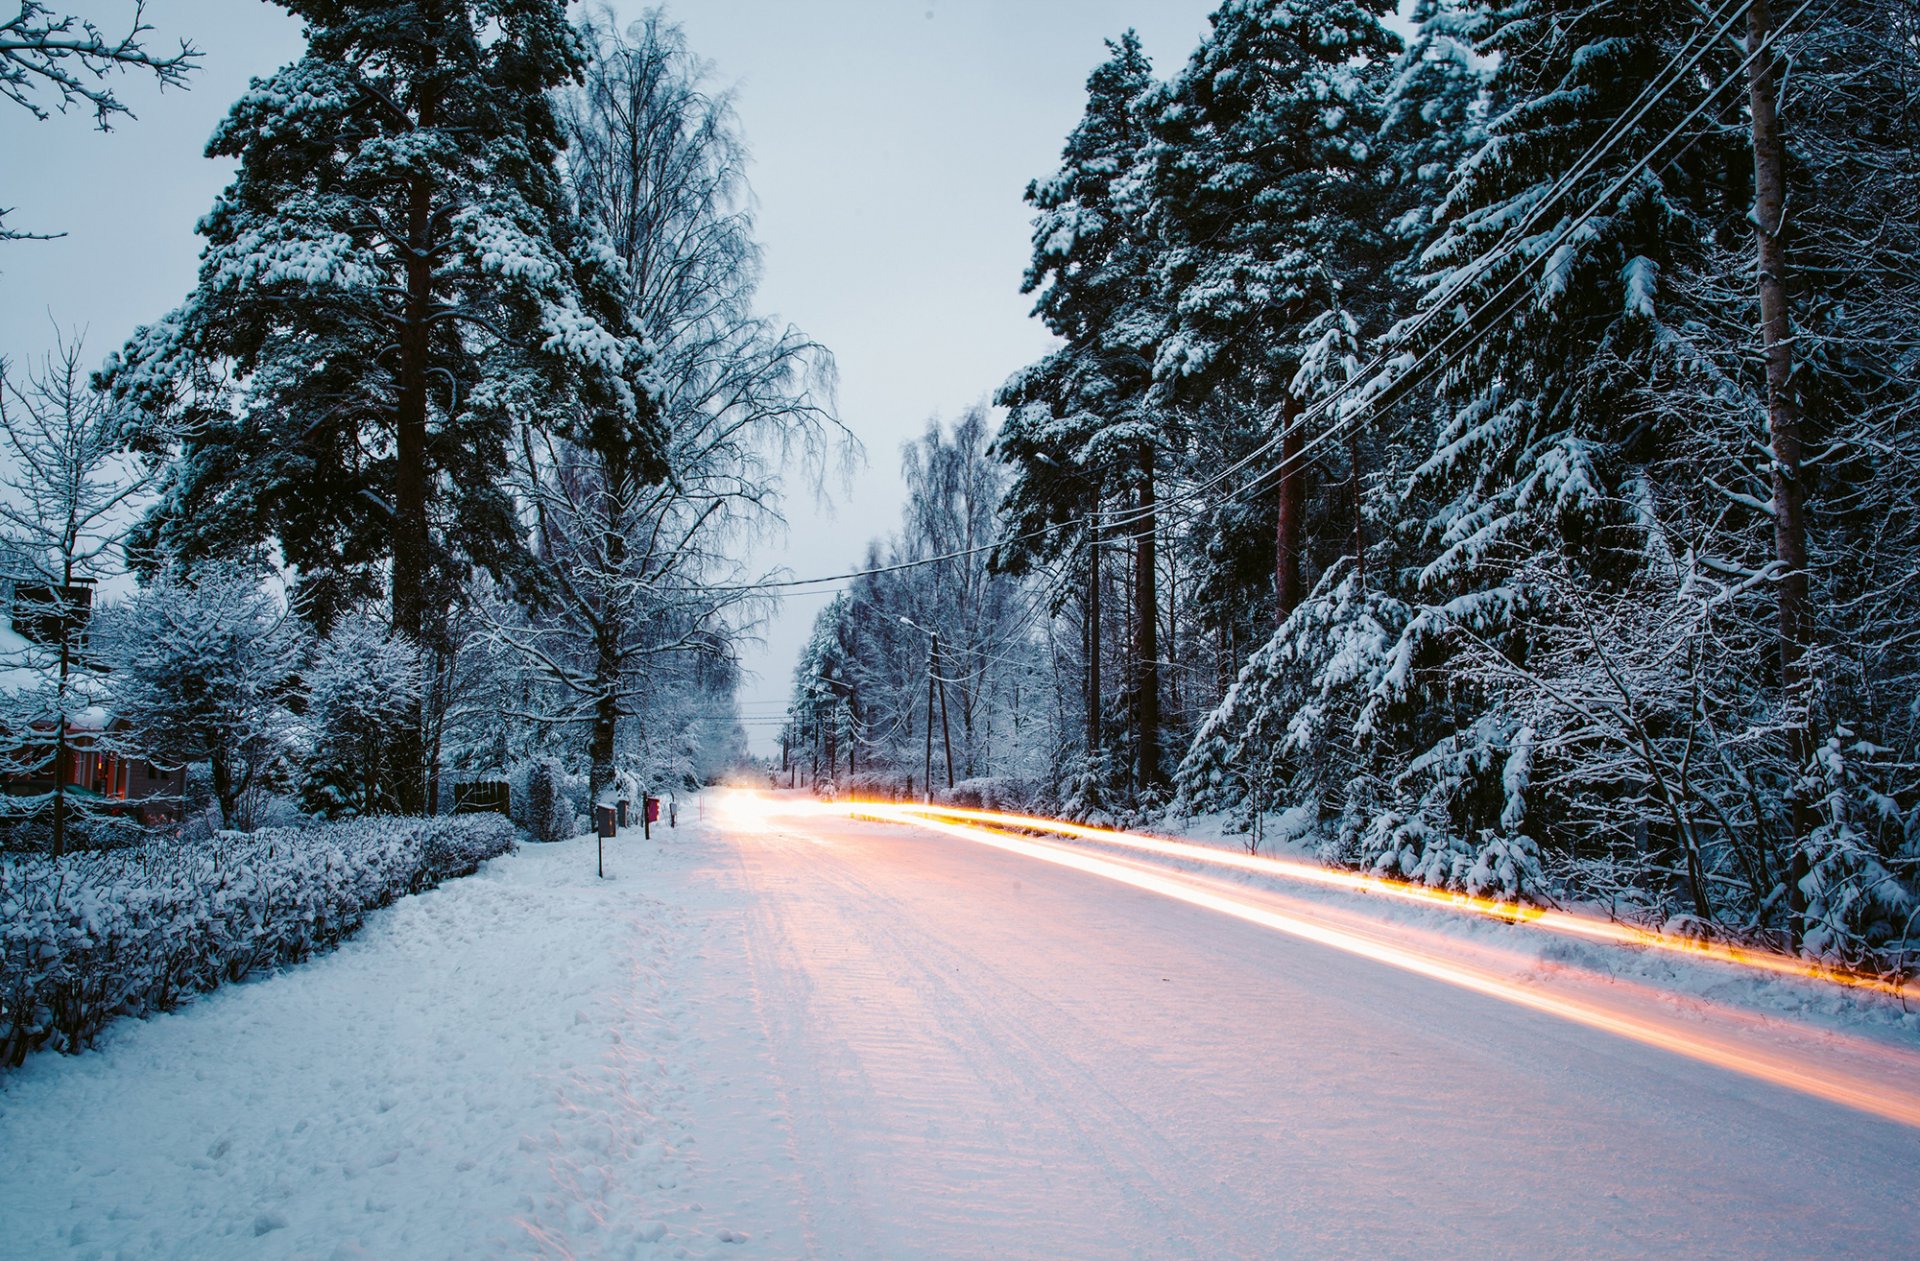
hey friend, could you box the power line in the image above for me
[707,0,1767,600]
[713,0,1809,630]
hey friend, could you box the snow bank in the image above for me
[0,814,519,1067]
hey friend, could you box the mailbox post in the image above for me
[594,805,616,878]
[643,794,660,839]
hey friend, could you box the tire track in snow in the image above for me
[727,825,1274,1258]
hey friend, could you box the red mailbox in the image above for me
[644,796,660,823]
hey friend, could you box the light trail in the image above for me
[870,801,1911,1002]
[840,799,1920,1131]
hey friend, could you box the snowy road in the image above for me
[697,795,1920,1259]
[4,793,1919,1259]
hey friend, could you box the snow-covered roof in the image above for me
[0,618,41,696]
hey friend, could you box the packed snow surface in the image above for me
[5,794,1919,1259]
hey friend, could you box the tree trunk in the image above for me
[390,82,440,815]
[589,664,619,811]
[1275,393,1306,620]
[1132,445,1162,791]
[1748,0,1814,941]
[1349,431,1367,587]
[1086,529,1101,758]
[211,753,237,832]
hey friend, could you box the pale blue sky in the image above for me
[0,0,1224,752]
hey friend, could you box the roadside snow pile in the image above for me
[0,815,518,1066]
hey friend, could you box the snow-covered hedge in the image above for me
[0,814,519,1067]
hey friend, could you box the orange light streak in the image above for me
[862,801,1909,1002]
[846,801,1920,1130]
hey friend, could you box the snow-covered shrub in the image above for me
[301,614,423,817]
[0,813,518,1067]
[104,565,306,831]
[521,759,572,842]
[1798,731,1920,965]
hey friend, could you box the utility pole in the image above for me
[1086,528,1101,760]
[924,636,936,801]
[933,632,955,791]
[902,615,952,801]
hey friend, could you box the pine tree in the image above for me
[101,0,656,811]
[301,611,422,818]
[997,31,1165,792]
[1337,0,1746,896]
[1150,0,1400,622]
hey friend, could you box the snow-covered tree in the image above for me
[1150,0,1400,621]
[101,0,654,811]
[484,9,836,804]
[0,333,150,852]
[301,612,422,818]
[106,565,304,831]
[791,410,1053,797]
[997,31,1166,793]
[0,1,200,240]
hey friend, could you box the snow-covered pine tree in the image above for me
[1149,0,1400,624]
[997,31,1168,795]
[101,0,655,812]
[1624,0,1920,954]
[1340,0,1746,897]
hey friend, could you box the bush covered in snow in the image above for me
[517,759,576,842]
[0,814,519,1067]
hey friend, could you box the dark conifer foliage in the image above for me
[102,0,653,641]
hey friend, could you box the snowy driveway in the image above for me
[5,795,1920,1259]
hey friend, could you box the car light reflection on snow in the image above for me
[869,802,1910,1003]
[845,801,1920,1130]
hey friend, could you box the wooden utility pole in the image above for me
[934,633,955,791]
[1275,393,1306,621]
[1086,529,1101,758]
[1747,0,1814,939]
[1132,446,1162,790]
[924,637,937,802]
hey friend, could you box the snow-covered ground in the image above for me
[6,793,1920,1259]
[0,826,753,1260]
[1075,806,1920,1044]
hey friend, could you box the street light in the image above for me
[897,616,954,800]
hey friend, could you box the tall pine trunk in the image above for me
[1132,445,1161,790]
[1275,393,1306,620]
[391,78,440,816]
[1747,0,1814,940]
